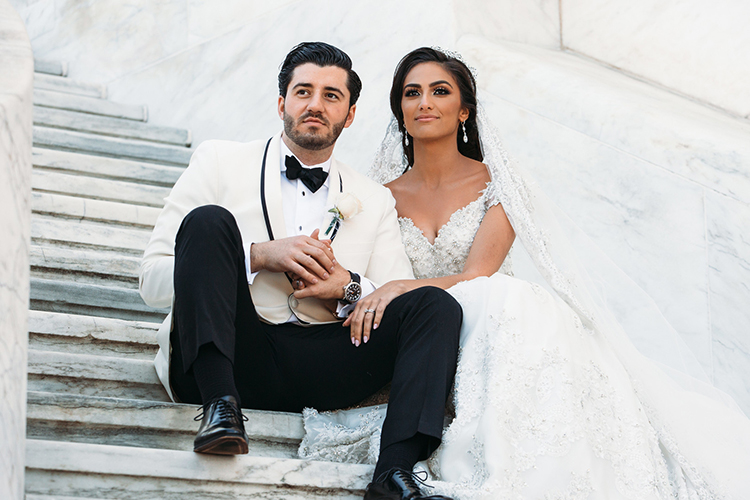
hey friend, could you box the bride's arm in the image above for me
[345,204,514,345]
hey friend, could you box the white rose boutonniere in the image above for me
[325,192,363,240]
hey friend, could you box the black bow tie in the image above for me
[285,155,328,193]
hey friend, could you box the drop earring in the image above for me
[461,121,468,143]
[404,123,409,146]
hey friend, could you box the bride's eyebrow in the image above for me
[429,80,453,88]
[403,80,454,90]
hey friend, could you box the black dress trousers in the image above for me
[169,205,462,454]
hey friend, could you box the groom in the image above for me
[139,42,460,499]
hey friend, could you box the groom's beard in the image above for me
[283,111,346,151]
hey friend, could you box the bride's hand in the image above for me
[343,281,409,347]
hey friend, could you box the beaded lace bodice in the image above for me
[398,184,512,279]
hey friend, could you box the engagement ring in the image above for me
[364,309,376,314]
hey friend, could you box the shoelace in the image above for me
[194,398,249,422]
[375,468,433,492]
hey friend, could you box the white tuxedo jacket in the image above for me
[140,132,414,400]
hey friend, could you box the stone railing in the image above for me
[0,0,33,499]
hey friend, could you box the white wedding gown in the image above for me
[299,184,750,499]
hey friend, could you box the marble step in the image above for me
[30,244,139,290]
[34,106,192,146]
[34,88,147,122]
[33,126,194,166]
[31,216,151,254]
[34,59,68,76]
[25,440,369,499]
[29,310,156,359]
[26,496,107,500]
[27,349,168,401]
[26,496,106,500]
[29,278,167,322]
[33,168,170,207]
[34,73,107,99]
[26,392,303,456]
[32,191,160,228]
[33,148,184,187]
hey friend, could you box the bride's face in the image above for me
[401,62,469,144]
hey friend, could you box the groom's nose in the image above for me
[307,92,325,113]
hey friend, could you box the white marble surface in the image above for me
[460,37,750,410]
[0,2,32,498]
[458,36,750,205]
[453,0,560,48]
[186,0,299,46]
[107,0,456,165]
[480,93,713,372]
[11,0,189,83]
[562,0,750,119]
[706,192,750,407]
[27,438,372,488]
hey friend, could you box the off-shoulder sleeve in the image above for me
[483,178,502,210]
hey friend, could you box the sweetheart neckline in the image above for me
[398,193,485,246]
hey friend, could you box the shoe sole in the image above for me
[194,434,249,455]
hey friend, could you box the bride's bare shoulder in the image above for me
[457,158,491,192]
[384,170,415,196]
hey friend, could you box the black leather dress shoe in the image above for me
[363,468,453,499]
[193,395,249,455]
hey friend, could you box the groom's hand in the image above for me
[250,229,335,285]
[292,262,349,300]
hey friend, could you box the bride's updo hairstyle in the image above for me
[390,47,483,167]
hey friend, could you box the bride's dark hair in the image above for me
[390,47,483,167]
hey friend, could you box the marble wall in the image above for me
[458,35,750,409]
[562,0,750,119]
[452,0,560,49]
[8,1,750,411]
[0,1,33,498]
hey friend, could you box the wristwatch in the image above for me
[341,271,362,304]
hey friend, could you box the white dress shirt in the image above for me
[244,138,375,322]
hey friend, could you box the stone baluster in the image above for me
[0,1,33,498]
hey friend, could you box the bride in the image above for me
[299,47,750,499]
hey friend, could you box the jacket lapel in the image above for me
[261,132,287,241]
[321,158,343,245]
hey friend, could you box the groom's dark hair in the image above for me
[278,42,362,107]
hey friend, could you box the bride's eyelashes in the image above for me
[403,86,421,97]
[403,86,452,98]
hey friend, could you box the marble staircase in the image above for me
[25,63,371,499]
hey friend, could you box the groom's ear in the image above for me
[277,95,286,120]
[343,104,356,129]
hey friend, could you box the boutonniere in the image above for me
[325,193,363,241]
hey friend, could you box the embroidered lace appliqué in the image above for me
[399,185,513,280]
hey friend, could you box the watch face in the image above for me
[344,281,362,303]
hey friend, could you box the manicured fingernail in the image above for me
[332,259,337,264]
[355,339,360,347]
[373,324,378,330]
[351,337,355,345]
[323,272,329,279]
[363,336,368,343]
[311,278,318,284]
[330,266,335,272]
